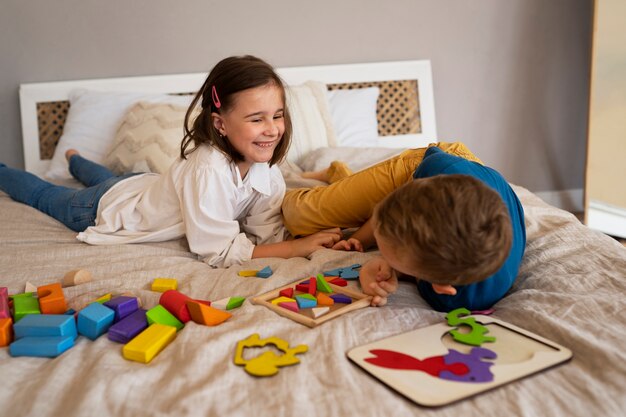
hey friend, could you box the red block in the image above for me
[308,277,317,295]
[159,290,193,323]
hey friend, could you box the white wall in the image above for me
[0,0,592,196]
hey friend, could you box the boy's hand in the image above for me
[359,256,398,306]
[291,228,342,257]
[331,238,364,252]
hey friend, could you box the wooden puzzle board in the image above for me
[347,315,573,407]
[250,281,372,328]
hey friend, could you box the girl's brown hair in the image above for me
[180,55,292,166]
[373,174,513,285]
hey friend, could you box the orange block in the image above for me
[0,317,13,347]
[186,301,232,326]
[316,292,334,306]
[37,283,67,314]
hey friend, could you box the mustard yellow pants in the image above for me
[282,142,481,236]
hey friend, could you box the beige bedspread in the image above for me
[1,161,625,417]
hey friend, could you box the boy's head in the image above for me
[372,174,513,287]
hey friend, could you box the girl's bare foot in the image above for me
[301,161,353,183]
[65,149,79,161]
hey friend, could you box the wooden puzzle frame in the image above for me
[250,281,372,328]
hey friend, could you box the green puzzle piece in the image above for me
[445,307,496,346]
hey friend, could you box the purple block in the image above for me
[104,296,139,322]
[440,348,497,383]
[330,294,352,304]
[0,287,9,319]
[107,309,148,344]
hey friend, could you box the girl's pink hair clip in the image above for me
[211,85,221,109]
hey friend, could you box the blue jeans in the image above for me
[0,156,136,232]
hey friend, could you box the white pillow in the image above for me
[285,81,338,164]
[45,89,193,180]
[103,102,199,175]
[326,87,380,147]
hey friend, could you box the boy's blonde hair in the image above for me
[373,174,512,285]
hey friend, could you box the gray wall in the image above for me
[0,0,592,193]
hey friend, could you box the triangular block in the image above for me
[279,288,294,298]
[315,274,333,293]
[271,296,296,305]
[226,297,245,310]
[329,278,348,287]
[278,302,299,312]
[256,266,273,278]
[316,293,334,306]
[330,294,352,304]
[295,295,317,309]
[186,301,232,326]
[312,307,330,318]
[211,297,230,310]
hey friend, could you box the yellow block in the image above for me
[151,278,178,292]
[238,270,259,277]
[271,296,296,305]
[123,323,176,364]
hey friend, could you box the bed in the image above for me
[2,60,625,417]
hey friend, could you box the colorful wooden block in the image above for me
[10,293,40,322]
[330,294,352,304]
[238,270,259,277]
[24,282,37,293]
[13,314,77,340]
[186,301,232,326]
[328,277,348,287]
[278,302,299,312]
[62,269,93,287]
[210,297,229,310]
[159,290,192,323]
[271,296,296,305]
[311,307,330,318]
[0,287,9,319]
[146,305,184,331]
[316,293,334,306]
[308,277,317,295]
[104,296,139,322]
[9,336,74,358]
[315,274,333,293]
[0,318,13,347]
[279,288,294,298]
[77,302,115,340]
[256,266,273,278]
[151,278,178,292]
[226,297,245,310]
[324,264,361,280]
[122,323,176,364]
[295,283,309,292]
[108,309,148,344]
[295,294,317,309]
[94,293,112,304]
[37,283,67,314]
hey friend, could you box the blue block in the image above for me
[13,314,77,340]
[295,296,317,309]
[77,302,115,340]
[9,336,75,358]
[256,266,273,278]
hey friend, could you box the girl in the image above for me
[0,55,341,267]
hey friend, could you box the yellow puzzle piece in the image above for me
[234,333,308,377]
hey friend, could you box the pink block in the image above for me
[0,287,9,319]
[278,302,299,312]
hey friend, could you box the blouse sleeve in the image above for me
[178,166,254,268]
[240,166,289,244]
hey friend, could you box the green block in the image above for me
[226,297,245,310]
[146,304,184,331]
[11,293,41,322]
[295,293,316,301]
[316,274,333,293]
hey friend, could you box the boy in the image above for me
[282,144,526,312]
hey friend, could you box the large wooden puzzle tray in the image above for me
[347,313,573,407]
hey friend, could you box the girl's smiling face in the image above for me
[212,83,285,177]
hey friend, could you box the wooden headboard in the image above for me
[20,60,437,177]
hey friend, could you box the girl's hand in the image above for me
[332,238,364,252]
[359,256,399,306]
[291,228,342,257]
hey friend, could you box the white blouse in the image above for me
[76,145,288,268]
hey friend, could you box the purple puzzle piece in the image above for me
[104,296,139,322]
[107,309,148,344]
[330,294,352,304]
[439,347,497,383]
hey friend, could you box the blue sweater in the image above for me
[413,147,526,311]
